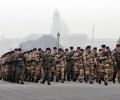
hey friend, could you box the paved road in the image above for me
[0,81,120,100]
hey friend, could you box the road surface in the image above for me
[0,81,120,100]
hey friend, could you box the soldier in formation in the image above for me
[0,44,120,85]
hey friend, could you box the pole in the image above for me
[57,32,60,49]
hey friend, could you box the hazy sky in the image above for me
[0,0,120,39]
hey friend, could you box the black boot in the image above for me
[35,78,39,83]
[61,80,64,83]
[48,81,51,85]
[21,82,24,84]
[89,81,93,84]
[113,80,115,84]
[56,79,59,82]
[104,82,108,85]
[98,80,101,84]
[79,79,83,83]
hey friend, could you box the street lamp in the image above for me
[57,32,60,49]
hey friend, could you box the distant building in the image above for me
[50,10,68,36]
[18,10,117,51]
[19,35,60,51]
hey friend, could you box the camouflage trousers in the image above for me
[51,66,55,81]
[26,66,35,82]
[84,64,95,83]
[55,64,65,81]
[34,66,43,82]
[16,67,25,83]
[113,66,120,83]
[98,64,109,83]
[73,64,84,81]
[66,63,74,81]
[42,67,52,83]
[107,65,114,81]
[0,68,2,79]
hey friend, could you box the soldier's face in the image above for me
[53,49,57,53]
[101,48,106,51]
[46,50,51,54]
[61,51,64,55]
[93,49,97,52]
[70,49,73,52]
[87,48,91,52]
[65,50,69,53]
[77,49,80,52]
[117,47,120,52]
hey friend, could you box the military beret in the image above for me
[53,47,57,50]
[38,48,42,51]
[30,50,33,52]
[86,45,91,49]
[46,48,51,51]
[106,46,109,49]
[65,48,68,51]
[33,48,37,51]
[93,47,97,50]
[101,44,106,48]
[116,44,120,47]
[80,49,84,51]
[17,48,21,51]
[58,48,62,51]
[11,51,14,53]
[14,48,18,51]
[77,47,81,50]
[70,46,73,49]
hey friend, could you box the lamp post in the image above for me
[57,32,60,49]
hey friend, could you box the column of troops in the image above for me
[0,44,120,85]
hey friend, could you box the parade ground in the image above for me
[0,80,120,100]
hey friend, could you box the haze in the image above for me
[0,0,120,39]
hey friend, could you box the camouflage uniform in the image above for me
[92,47,98,82]
[98,49,110,85]
[26,50,35,82]
[41,48,53,85]
[112,45,120,83]
[66,47,74,81]
[51,48,57,81]
[55,49,65,83]
[7,53,13,82]
[83,46,96,84]
[32,50,43,83]
[64,49,70,81]
[15,49,25,84]
[73,50,84,82]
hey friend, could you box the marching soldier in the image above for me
[66,47,75,81]
[73,47,84,82]
[64,48,69,81]
[15,48,25,84]
[92,47,99,82]
[34,48,43,83]
[97,45,110,85]
[106,46,113,81]
[112,44,120,83]
[51,47,58,81]
[41,48,53,85]
[83,45,96,84]
[55,48,65,83]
